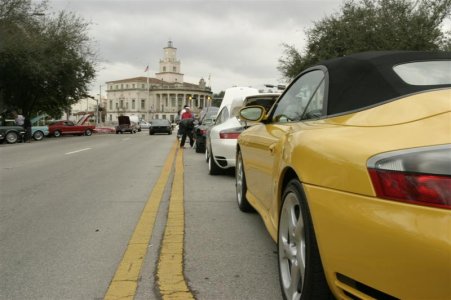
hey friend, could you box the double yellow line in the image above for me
[104,141,194,300]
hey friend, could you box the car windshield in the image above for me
[201,108,219,121]
[151,119,169,125]
[203,118,215,125]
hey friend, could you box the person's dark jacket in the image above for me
[179,118,194,134]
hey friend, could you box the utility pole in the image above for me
[98,84,102,125]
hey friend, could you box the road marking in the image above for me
[157,147,194,299]
[104,141,178,300]
[65,148,92,155]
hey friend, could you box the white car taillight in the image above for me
[368,145,451,209]
[219,127,244,139]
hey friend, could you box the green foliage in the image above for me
[0,0,96,118]
[278,0,451,80]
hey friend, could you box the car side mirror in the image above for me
[239,106,264,122]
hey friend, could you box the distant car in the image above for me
[129,115,141,132]
[48,120,95,137]
[138,120,151,130]
[0,125,26,144]
[115,116,138,134]
[149,119,172,135]
[93,127,115,134]
[236,51,451,300]
[193,106,219,153]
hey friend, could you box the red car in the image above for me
[48,114,95,137]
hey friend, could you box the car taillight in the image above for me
[219,127,243,139]
[367,145,451,209]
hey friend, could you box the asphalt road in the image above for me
[0,132,280,300]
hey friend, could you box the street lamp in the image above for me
[87,95,99,125]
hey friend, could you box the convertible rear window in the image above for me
[393,61,451,85]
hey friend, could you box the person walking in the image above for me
[179,106,194,148]
[176,105,189,139]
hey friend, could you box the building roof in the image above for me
[106,76,211,92]
[106,77,164,84]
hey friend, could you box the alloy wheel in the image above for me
[236,156,244,205]
[279,192,306,300]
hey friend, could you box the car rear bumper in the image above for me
[304,184,451,300]
[211,139,237,168]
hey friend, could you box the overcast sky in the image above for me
[47,0,344,96]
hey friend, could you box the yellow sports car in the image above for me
[236,51,450,300]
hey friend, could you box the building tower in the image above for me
[105,41,212,124]
[155,40,184,83]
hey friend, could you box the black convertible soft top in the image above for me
[313,51,451,115]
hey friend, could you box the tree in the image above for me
[0,0,96,119]
[278,0,451,80]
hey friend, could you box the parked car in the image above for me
[48,120,95,137]
[115,116,138,134]
[193,106,219,153]
[236,51,451,300]
[94,127,115,134]
[206,89,281,175]
[30,115,49,141]
[31,126,49,141]
[129,115,141,132]
[149,118,172,135]
[48,114,95,137]
[0,124,26,144]
[138,120,151,130]
[205,87,259,174]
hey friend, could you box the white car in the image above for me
[206,88,280,175]
[138,120,151,129]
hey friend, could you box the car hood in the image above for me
[327,89,450,127]
[76,114,93,125]
[30,114,49,125]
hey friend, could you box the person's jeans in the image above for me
[180,130,193,147]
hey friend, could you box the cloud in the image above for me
[47,0,343,95]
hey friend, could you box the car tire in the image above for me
[33,130,44,141]
[236,150,254,212]
[207,148,222,175]
[54,130,61,137]
[195,141,204,153]
[84,129,92,136]
[278,179,332,300]
[6,132,18,144]
[205,147,209,162]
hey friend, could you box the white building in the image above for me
[106,41,213,124]
[67,96,106,124]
